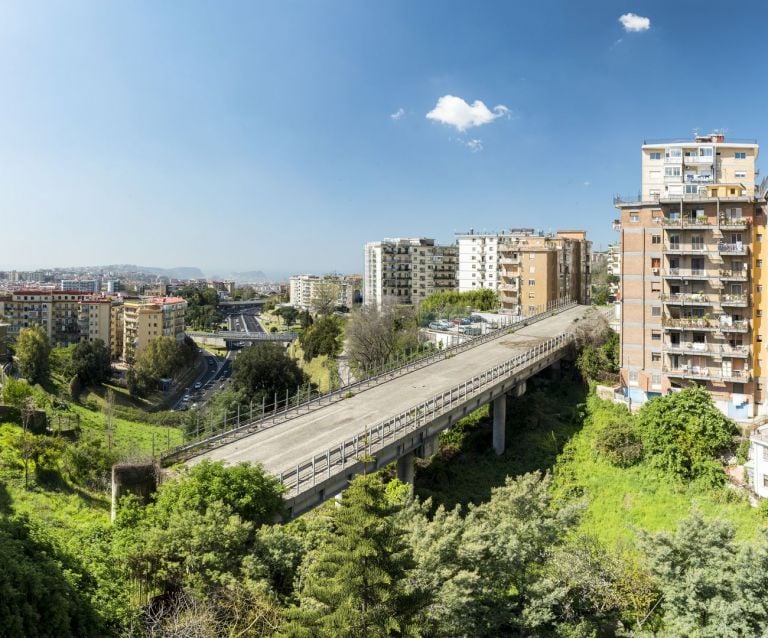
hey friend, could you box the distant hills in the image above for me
[99,264,206,280]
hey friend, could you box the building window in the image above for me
[666,148,682,158]
[651,234,661,244]
[630,214,639,223]
[528,280,536,286]
[665,166,681,177]
[529,254,535,260]
[758,285,764,293]
[736,152,747,159]
[629,371,639,383]
[649,152,661,160]
[735,171,747,178]
[758,310,763,317]
[651,306,661,317]
[759,260,764,268]
[528,293,535,299]
[529,266,535,273]
[651,352,661,362]
[651,330,661,341]
[652,374,661,385]
[651,282,661,292]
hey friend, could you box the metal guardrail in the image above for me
[187,330,298,342]
[278,330,574,497]
[162,300,578,463]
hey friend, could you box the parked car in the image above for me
[194,381,202,390]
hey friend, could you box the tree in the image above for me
[311,278,341,316]
[281,474,426,637]
[419,289,499,319]
[636,385,736,485]
[15,324,51,384]
[299,316,343,362]
[274,306,299,327]
[346,305,417,372]
[575,330,619,382]
[232,342,307,405]
[71,339,112,385]
[179,286,224,330]
[1,376,33,408]
[637,513,768,636]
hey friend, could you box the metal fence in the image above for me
[162,299,577,463]
[278,330,574,497]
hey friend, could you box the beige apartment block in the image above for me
[288,274,361,311]
[497,230,591,314]
[122,296,187,362]
[364,238,458,308]
[615,133,766,419]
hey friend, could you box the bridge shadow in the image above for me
[414,367,587,512]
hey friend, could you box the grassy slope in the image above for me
[415,372,764,548]
[287,342,332,392]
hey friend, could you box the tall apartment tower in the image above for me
[363,238,458,308]
[455,231,504,292]
[496,230,591,314]
[615,133,767,419]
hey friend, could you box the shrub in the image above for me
[594,419,643,467]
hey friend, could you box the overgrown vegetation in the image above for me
[178,286,223,330]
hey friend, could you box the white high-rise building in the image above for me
[455,230,511,292]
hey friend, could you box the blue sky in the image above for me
[2,1,768,277]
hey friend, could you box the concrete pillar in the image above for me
[111,462,157,521]
[515,381,527,398]
[493,393,506,455]
[419,433,439,458]
[396,451,415,485]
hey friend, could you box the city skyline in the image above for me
[4,1,768,273]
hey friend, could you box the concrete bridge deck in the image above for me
[192,305,588,483]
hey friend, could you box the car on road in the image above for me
[183,393,191,402]
[194,382,202,390]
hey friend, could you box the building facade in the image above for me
[496,230,591,314]
[289,274,361,311]
[615,133,764,419]
[60,279,99,293]
[455,231,505,292]
[122,296,187,362]
[363,238,458,308]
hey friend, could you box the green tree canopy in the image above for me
[419,289,499,319]
[71,339,112,385]
[15,324,51,384]
[281,474,426,637]
[232,342,307,405]
[299,316,343,362]
[637,385,736,485]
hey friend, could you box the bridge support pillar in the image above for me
[493,393,507,455]
[419,434,439,459]
[396,451,415,485]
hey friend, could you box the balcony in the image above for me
[718,242,748,255]
[664,243,710,255]
[663,317,718,331]
[663,342,750,358]
[663,268,712,280]
[720,294,749,307]
[718,320,749,333]
[719,269,748,281]
[719,217,750,229]
[499,283,518,292]
[661,217,714,229]
[664,366,751,383]
[499,257,519,265]
[683,154,715,165]
[660,293,713,305]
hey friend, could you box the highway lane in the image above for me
[192,305,589,473]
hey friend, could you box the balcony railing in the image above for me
[663,342,750,358]
[664,366,751,383]
[718,242,748,254]
[719,270,748,281]
[719,320,749,333]
[719,217,750,229]
[663,317,718,330]
[661,218,714,228]
[660,293,712,305]
[663,268,712,279]
[720,294,749,306]
[664,244,710,254]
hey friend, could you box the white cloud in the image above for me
[390,107,405,121]
[619,13,650,32]
[426,95,509,132]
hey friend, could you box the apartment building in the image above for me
[496,230,591,314]
[363,238,458,308]
[455,230,505,292]
[122,296,187,362]
[60,279,99,293]
[0,322,8,363]
[289,274,362,311]
[615,133,765,419]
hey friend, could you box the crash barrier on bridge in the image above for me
[277,330,575,497]
[187,330,299,342]
[161,299,577,464]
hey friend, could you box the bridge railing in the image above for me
[162,299,577,463]
[278,329,575,497]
